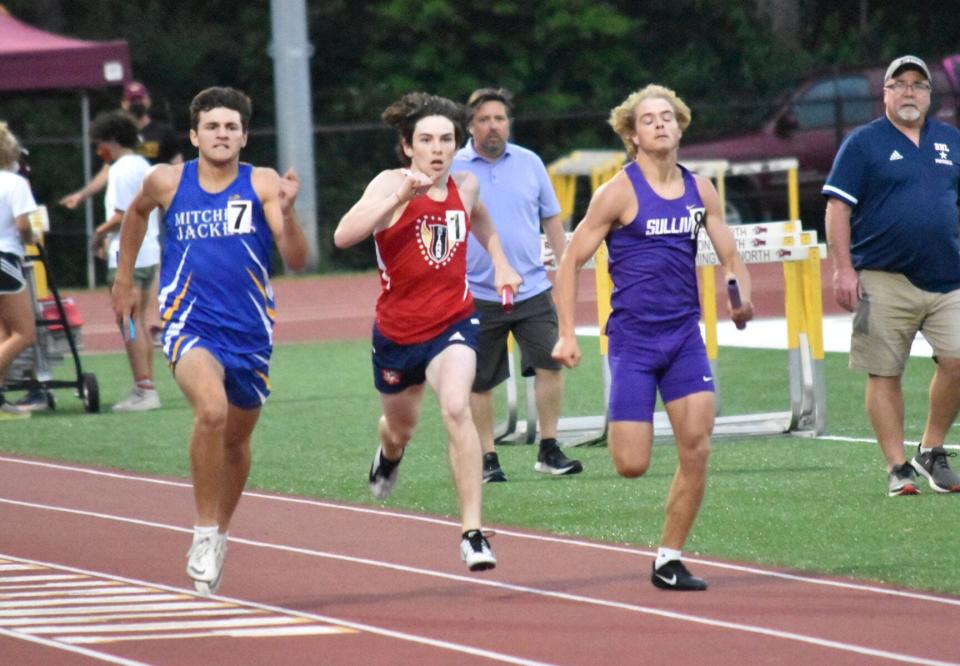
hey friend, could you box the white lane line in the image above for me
[62,624,351,644]
[21,615,309,635]
[0,586,150,599]
[0,601,233,617]
[2,505,957,666]
[3,456,957,608]
[0,574,86,583]
[1,608,257,627]
[0,581,119,591]
[0,564,42,571]
[0,626,149,666]
[0,593,190,609]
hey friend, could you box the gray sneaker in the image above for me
[910,445,960,493]
[111,386,161,412]
[887,462,920,497]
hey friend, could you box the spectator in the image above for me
[89,111,161,412]
[0,121,37,420]
[823,55,960,496]
[452,87,581,482]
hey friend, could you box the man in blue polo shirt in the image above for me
[452,88,582,482]
[823,55,960,497]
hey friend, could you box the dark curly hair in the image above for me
[90,110,140,149]
[381,92,465,166]
[189,86,252,132]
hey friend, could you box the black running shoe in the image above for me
[651,560,708,591]
[910,445,960,493]
[483,452,508,483]
[534,443,583,476]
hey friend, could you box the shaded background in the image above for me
[1,0,959,285]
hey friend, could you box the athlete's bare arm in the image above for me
[696,175,753,327]
[552,173,633,368]
[334,168,433,248]
[253,167,307,271]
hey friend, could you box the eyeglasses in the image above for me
[884,81,932,93]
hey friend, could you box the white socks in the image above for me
[655,546,682,570]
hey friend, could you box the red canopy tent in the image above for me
[0,8,132,286]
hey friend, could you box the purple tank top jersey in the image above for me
[606,162,705,333]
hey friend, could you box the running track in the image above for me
[2,456,959,665]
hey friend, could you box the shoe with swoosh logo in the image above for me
[651,560,708,591]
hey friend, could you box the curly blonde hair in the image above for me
[0,121,22,169]
[608,85,691,158]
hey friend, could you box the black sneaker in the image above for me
[368,444,402,500]
[534,443,583,476]
[483,452,508,483]
[651,560,708,591]
[910,445,960,493]
[460,529,496,571]
[887,462,920,497]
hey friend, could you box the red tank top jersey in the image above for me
[374,177,473,344]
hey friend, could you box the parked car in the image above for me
[679,54,960,232]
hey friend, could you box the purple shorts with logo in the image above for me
[607,322,714,422]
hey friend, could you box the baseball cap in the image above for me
[884,55,931,82]
[123,81,149,103]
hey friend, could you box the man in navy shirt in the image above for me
[823,55,960,496]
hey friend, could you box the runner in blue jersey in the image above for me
[553,85,753,591]
[111,87,307,596]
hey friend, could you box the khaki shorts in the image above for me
[108,264,157,290]
[850,270,960,375]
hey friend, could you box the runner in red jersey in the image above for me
[335,92,520,572]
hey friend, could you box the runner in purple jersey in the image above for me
[552,85,753,591]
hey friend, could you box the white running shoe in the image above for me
[368,443,402,500]
[111,386,161,412]
[186,532,227,596]
[460,530,496,572]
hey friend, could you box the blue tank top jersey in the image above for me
[606,162,704,334]
[159,160,275,353]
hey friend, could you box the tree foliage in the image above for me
[2,0,960,278]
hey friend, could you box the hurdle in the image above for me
[494,150,827,444]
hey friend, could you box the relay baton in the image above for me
[128,317,136,340]
[727,278,746,330]
[501,286,515,313]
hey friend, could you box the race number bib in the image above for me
[446,210,466,242]
[226,200,254,235]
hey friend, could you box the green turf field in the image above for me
[2,339,957,595]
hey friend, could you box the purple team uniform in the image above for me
[606,162,714,422]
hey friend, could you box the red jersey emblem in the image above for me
[417,213,460,267]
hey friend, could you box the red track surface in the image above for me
[2,456,959,665]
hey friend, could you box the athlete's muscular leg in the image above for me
[608,420,654,478]
[427,344,483,532]
[661,391,714,550]
[378,384,425,462]
[217,404,261,532]
[174,348,229,528]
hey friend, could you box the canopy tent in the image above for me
[0,9,131,287]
